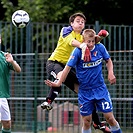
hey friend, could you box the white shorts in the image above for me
[0,98,11,121]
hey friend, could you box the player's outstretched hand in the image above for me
[98,30,109,39]
[44,79,60,87]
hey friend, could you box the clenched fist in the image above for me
[98,30,109,39]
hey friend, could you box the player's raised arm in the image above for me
[4,53,21,73]
[95,30,109,43]
[45,65,71,87]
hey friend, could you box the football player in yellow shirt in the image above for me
[41,12,110,133]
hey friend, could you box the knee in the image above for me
[82,117,92,129]
[106,116,117,126]
[74,88,78,93]
[74,84,79,93]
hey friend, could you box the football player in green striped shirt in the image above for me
[0,41,21,133]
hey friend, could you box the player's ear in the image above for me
[95,35,101,44]
[70,22,74,26]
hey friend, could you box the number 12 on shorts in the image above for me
[102,102,110,110]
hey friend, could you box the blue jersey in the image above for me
[67,43,110,90]
[67,44,113,115]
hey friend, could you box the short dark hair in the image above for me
[69,12,86,24]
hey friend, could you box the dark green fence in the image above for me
[0,21,133,133]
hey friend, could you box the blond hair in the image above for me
[82,29,96,40]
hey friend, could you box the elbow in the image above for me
[16,68,21,73]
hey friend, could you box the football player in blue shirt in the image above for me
[41,12,110,132]
[45,29,122,133]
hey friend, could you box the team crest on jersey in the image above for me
[93,51,97,56]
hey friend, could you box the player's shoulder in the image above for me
[62,26,73,37]
[0,51,5,55]
[72,47,81,55]
[74,47,81,52]
[95,43,105,49]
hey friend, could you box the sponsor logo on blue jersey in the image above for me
[83,58,103,68]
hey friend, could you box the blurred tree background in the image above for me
[1,0,133,25]
[0,0,133,53]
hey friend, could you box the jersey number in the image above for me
[102,102,110,110]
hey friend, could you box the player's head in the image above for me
[69,12,86,33]
[82,29,96,50]
[82,29,96,39]
[69,12,86,24]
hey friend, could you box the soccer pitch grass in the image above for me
[37,129,132,133]
[12,129,133,133]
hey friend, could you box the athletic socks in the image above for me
[110,122,122,133]
[2,129,11,133]
[46,86,61,103]
[82,127,91,133]
[111,129,122,133]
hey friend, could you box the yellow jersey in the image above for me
[48,26,83,65]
